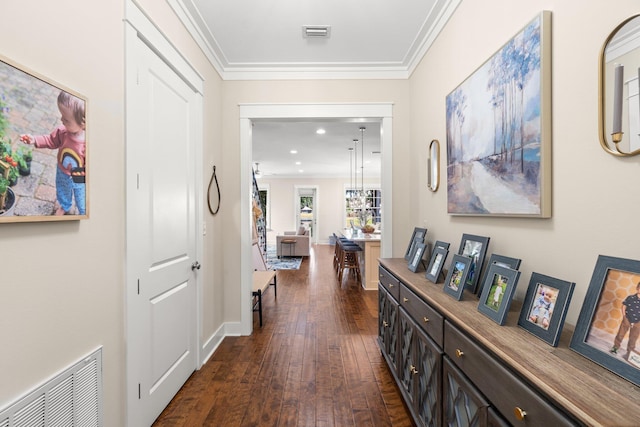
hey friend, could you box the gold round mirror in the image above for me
[599,14,640,156]
[427,139,440,192]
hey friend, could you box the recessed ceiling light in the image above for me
[295,161,301,165]
[290,150,298,154]
[316,128,325,135]
[298,169,304,173]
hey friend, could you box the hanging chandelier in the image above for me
[347,127,369,230]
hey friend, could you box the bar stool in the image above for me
[333,235,352,272]
[338,241,362,284]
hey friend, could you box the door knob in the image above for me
[191,261,201,270]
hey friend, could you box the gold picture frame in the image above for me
[0,53,88,222]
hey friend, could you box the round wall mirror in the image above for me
[599,14,640,156]
[427,139,440,192]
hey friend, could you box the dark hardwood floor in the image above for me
[153,244,413,426]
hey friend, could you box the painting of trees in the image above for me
[445,12,551,217]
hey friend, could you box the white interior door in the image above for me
[125,25,201,426]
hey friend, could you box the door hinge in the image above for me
[138,383,141,399]
[137,173,140,189]
[137,279,140,295]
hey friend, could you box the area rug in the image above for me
[265,244,302,270]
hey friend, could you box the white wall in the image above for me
[409,0,640,325]
[0,1,224,425]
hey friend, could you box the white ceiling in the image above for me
[170,0,461,80]
[167,0,461,177]
[252,119,381,179]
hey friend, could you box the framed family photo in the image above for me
[426,245,448,283]
[458,233,490,293]
[0,54,88,222]
[518,272,575,347]
[443,254,472,300]
[477,253,521,296]
[408,242,429,273]
[477,264,520,325]
[404,227,427,261]
[570,255,640,387]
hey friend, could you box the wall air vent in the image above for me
[302,25,331,38]
[0,347,103,427]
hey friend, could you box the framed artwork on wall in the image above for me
[518,272,575,347]
[0,54,88,222]
[570,255,640,387]
[445,11,551,218]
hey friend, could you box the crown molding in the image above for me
[168,0,460,81]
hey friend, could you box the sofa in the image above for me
[276,227,311,257]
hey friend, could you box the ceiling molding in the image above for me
[168,0,461,81]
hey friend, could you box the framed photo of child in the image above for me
[477,264,520,325]
[408,242,429,273]
[518,272,575,347]
[458,233,490,294]
[570,255,640,387]
[0,54,88,222]
[442,254,472,300]
[425,245,448,283]
[404,227,427,261]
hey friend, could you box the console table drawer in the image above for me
[444,321,576,426]
[379,266,400,300]
[400,283,443,347]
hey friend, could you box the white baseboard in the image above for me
[199,321,244,367]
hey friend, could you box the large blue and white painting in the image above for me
[446,12,551,217]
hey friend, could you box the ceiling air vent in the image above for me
[302,25,331,38]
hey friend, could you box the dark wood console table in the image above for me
[378,258,640,427]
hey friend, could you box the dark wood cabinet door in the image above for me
[399,308,417,406]
[414,320,443,427]
[443,356,488,427]
[378,285,399,373]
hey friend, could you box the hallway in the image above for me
[153,244,413,426]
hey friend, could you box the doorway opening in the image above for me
[239,103,393,335]
[296,186,318,242]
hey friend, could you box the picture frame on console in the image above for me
[443,254,472,300]
[408,242,429,273]
[570,255,640,387]
[404,227,427,261]
[477,264,520,325]
[518,272,575,347]
[426,245,448,283]
[477,253,521,296]
[434,240,450,250]
[458,233,490,293]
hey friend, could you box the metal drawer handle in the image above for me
[403,298,409,303]
[455,349,464,358]
[514,407,527,420]
[410,365,419,375]
[423,317,429,323]
[383,321,389,328]
[389,284,394,288]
